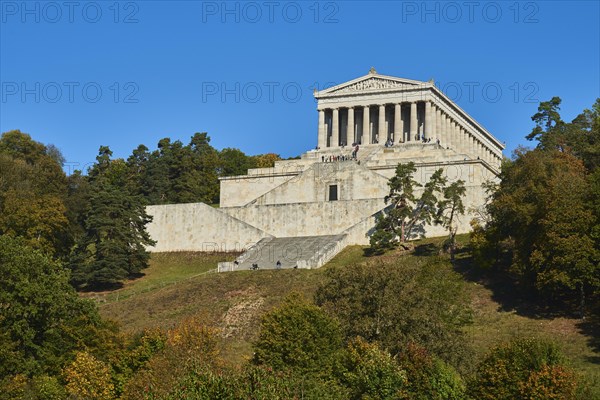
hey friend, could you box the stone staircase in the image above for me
[217,234,347,272]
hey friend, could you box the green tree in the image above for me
[64,170,92,243]
[526,97,600,171]
[187,132,220,204]
[69,147,155,289]
[339,337,408,400]
[526,96,565,148]
[316,261,472,367]
[132,133,221,205]
[0,236,104,378]
[485,148,599,314]
[252,293,343,376]
[369,163,446,253]
[0,189,69,256]
[0,130,70,257]
[218,147,252,176]
[435,180,466,261]
[125,144,151,198]
[396,343,466,400]
[0,129,48,165]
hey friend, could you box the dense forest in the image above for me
[0,130,281,288]
[0,97,598,399]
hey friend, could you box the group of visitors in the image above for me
[322,154,352,162]
[321,143,361,163]
[247,260,298,270]
[415,135,441,146]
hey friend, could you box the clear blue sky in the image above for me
[1,1,599,172]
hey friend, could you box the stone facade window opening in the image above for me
[329,185,338,201]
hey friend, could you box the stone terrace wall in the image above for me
[146,203,272,253]
[222,198,386,239]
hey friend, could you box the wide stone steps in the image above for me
[217,234,347,272]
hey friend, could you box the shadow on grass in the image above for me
[413,243,438,257]
[452,246,576,320]
[454,245,600,366]
[78,281,125,293]
[363,246,384,257]
[77,272,149,293]
[577,316,600,364]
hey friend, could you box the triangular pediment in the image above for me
[317,73,426,97]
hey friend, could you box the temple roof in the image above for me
[315,68,429,98]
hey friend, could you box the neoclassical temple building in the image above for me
[315,67,502,166]
[146,69,505,271]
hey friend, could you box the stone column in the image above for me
[378,104,386,143]
[431,105,436,137]
[394,103,402,143]
[448,117,454,148]
[442,114,448,146]
[410,102,418,141]
[454,121,460,149]
[425,101,432,139]
[465,133,471,156]
[452,121,459,150]
[347,107,355,145]
[435,107,441,142]
[362,105,370,145]
[318,109,326,148]
[332,108,339,147]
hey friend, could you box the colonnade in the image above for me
[317,101,500,166]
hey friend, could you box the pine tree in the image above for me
[435,180,467,261]
[69,147,155,289]
[369,162,447,253]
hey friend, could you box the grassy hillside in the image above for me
[97,236,600,394]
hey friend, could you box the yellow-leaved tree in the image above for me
[63,351,114,400]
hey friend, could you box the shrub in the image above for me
[122,317,219,400]
[397,343,466,400]
[63,351,114,400]
[339,337,408,399]
[316,260,473,368]
[252,293,343,376]
[469,338,577,400]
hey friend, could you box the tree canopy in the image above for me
[316,260,473,368]
[369,162,465,255]
[0,236,105,378]
[474,98,600,316]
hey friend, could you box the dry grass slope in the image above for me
[97,236,600,395]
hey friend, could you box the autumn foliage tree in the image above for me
[477,98,600,315]
[469,338,577,400]
[0,130,71,257]
[63,351,115,400]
